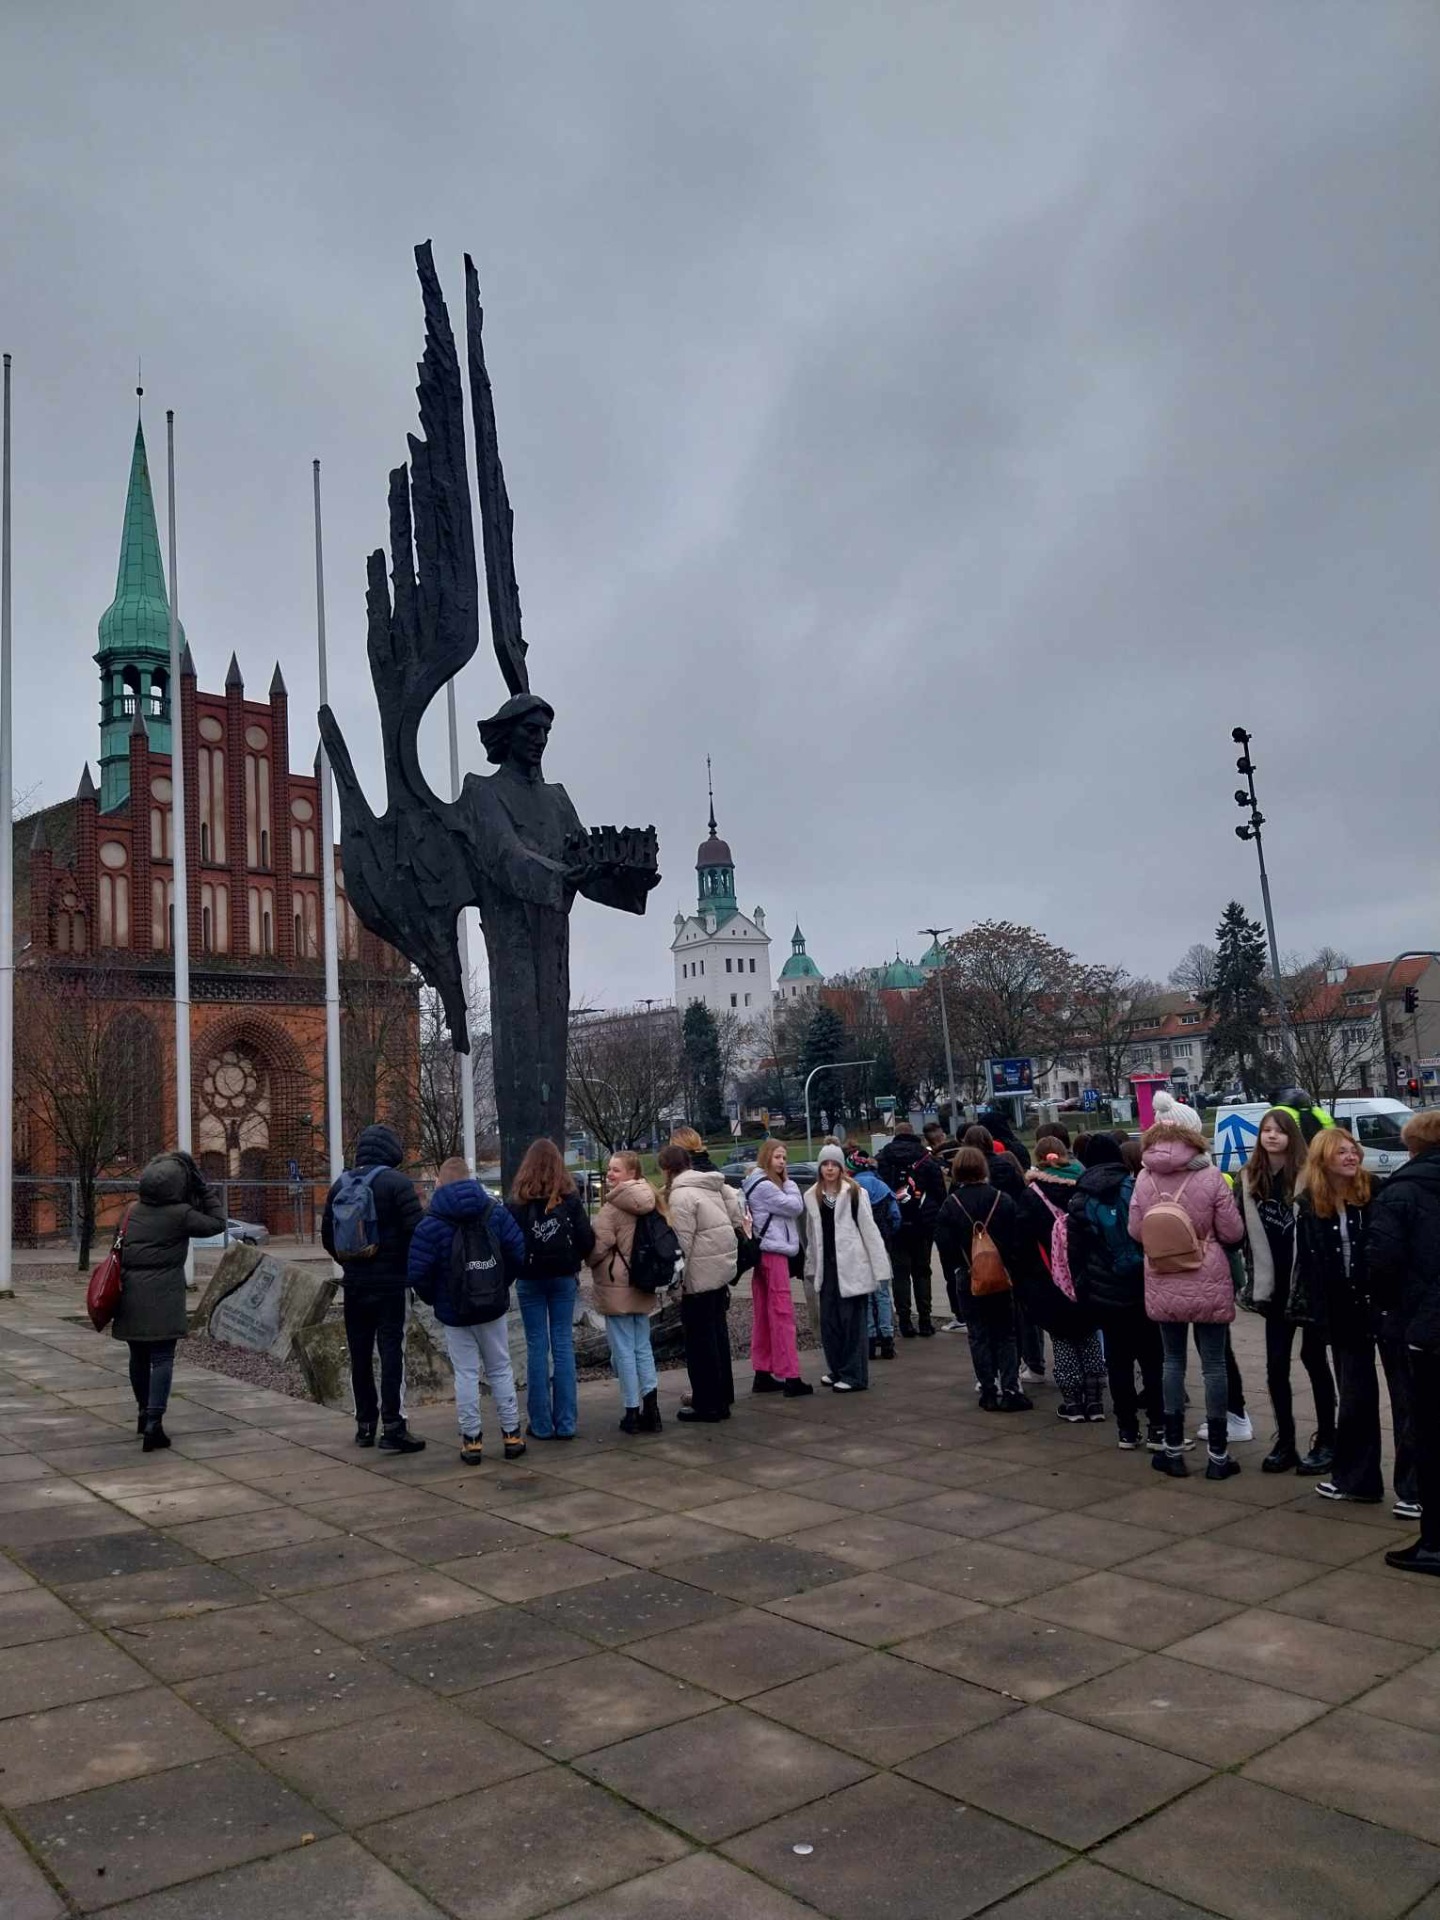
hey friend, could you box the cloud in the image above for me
[3,0,1436,1009]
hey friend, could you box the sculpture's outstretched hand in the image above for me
[564,824,661,915]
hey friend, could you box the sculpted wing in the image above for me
[318,241,480,1051]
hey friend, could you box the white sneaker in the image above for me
[1194,1414,1254,1443]
[942,1318,966,1333]
[1019,1365,1045,1385]
[820,1374,834,1387]
[832,1381,855,1392]
[1394,1498,1423,1521]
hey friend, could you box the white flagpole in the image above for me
[313,461,343,1185]
[445,681,476,1170]
[0,355,15,1297]
[165,413,194,1284]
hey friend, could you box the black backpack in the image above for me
[523,1198,577,1270]
[447,1213,510,1323]
[626,1209,685,1293]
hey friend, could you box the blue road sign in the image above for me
[1214,1109,1259,1175]
[1081,1089,1101,1111]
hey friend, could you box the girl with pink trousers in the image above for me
[741,1140,814,1397]
[1129,1092,1245,1480]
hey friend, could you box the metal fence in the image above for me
[13,1176,334,1251]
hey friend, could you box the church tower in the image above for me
[95,402,185,810]
[671,760,772,1047]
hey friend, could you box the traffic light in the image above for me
[1408,1077,1421,1098]
[1404,986,1419,1015]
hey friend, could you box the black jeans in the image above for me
[963,1285,1019,1398]
[1409,1348,1440,1548]
[1331,1331,1417,1503]
[1096,1306,1163,1433]
[127,1339,177,1419]
[681,1288,734,1418]
[1263,1312,1337,1450]
[891,1228,934,1325]
[1015,1304,1046,1375]
[343,1287,407,1430]
[819,1278,870,1389]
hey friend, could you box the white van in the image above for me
[1213,1098,1413,1179]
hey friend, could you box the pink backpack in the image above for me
[1029,1186,1076,1302]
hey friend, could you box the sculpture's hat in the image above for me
[478,692,555,763]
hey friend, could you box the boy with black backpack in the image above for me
[322,1124,425,1453]
[407,1157,529,1465]
[1067,1132,1163,1450]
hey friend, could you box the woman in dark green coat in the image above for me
[116,1152,224,1450]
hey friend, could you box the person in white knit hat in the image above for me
[1130,1093,1248,1478]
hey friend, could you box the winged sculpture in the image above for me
[318,244,660,1179]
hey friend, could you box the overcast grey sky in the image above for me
[4,2,1437,1008]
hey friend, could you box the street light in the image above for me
[1230,726,1294,1078]
[805,1060,875,1160]
[920,926,959,1133]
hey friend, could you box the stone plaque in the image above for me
[202,1249,336,1363]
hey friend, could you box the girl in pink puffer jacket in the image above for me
[1129,1094,1244,1481]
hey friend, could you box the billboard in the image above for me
[987,1057,1034,1096]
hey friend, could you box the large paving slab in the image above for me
[2,1269,1438,1916]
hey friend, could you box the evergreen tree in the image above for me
[1203,902,1272,1097]
[681,1001,725,1134]
[801,1002,847,1091]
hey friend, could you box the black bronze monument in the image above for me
[319,245,660,1180]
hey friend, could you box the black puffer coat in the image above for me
[115,1154,224,1343]
[1291,1192,1371,1341]
[1367,1149,1440,1353]
[876,1133,945,1227]
[933,1184,1029,1293]
[321,1124,423,1294]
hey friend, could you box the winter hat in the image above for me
[1150,1090,1206,1143]
[818,1144,847,1169]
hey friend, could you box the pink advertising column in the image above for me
[1129,1074,1172,1130]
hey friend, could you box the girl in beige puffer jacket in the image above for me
[661,1148,746,1424]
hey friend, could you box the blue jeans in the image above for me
[516,1274,579,1438]
[605,1311,657,1409]
[868,1282,895,1339]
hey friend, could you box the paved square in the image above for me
[3,1278,1440,1917]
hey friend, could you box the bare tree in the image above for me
[1279,955,1375,1109]
[14,969,158,1268]
[338,962,420,1156]
[1169,943,1219,998]
[1079,967,1167,1097]
[567,1004,685,1154]
[946,921,1084,1074]
[415,974,490,1169]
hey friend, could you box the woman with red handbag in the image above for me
[113,1152,224,1451]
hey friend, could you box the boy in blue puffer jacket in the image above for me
[408,1158,528,1465]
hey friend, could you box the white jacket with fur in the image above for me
[803,1181,892,1298]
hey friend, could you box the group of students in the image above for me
[110,1093,1440,1579]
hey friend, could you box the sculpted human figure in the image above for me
[319,246,658,1180]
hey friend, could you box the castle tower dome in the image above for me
[95,400,185,809]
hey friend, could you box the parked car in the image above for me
[722,1159,820,1192]
[1213,1096,1413,1180]
[192,1217,270,1250]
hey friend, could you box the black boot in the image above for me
[141,1417,171,1453]
[751,1371,783,1394]
[1262,1435,1300,1474]
[782,1377,814,1398]
[1296,1433,1334,1474]
[378,1423,426,1454]
[354,1422,377,1448]
[879,1337,896,1360]
[897,1315,916,1338]
[639,1388,662,1433]
[619,1407,641,1434]
[917,1318,936,1338]
[1385,1542,1440,1577]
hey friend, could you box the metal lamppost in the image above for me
[920,926,959,1133]
[1231,727,1295,1074]
[805,1060,875,1161]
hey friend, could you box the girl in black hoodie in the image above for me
[934,1149,1031,1410]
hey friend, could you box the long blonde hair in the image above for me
[755,1138,789,1186]
[1301,1127,1372,1217]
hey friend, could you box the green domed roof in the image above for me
[779,951,821,981]
[919,938,946,972]
[96,419,183,661]
[878,954,925,991]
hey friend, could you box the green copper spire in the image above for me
[95,407,182,808]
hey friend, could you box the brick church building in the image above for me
[13,411,415,1230]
